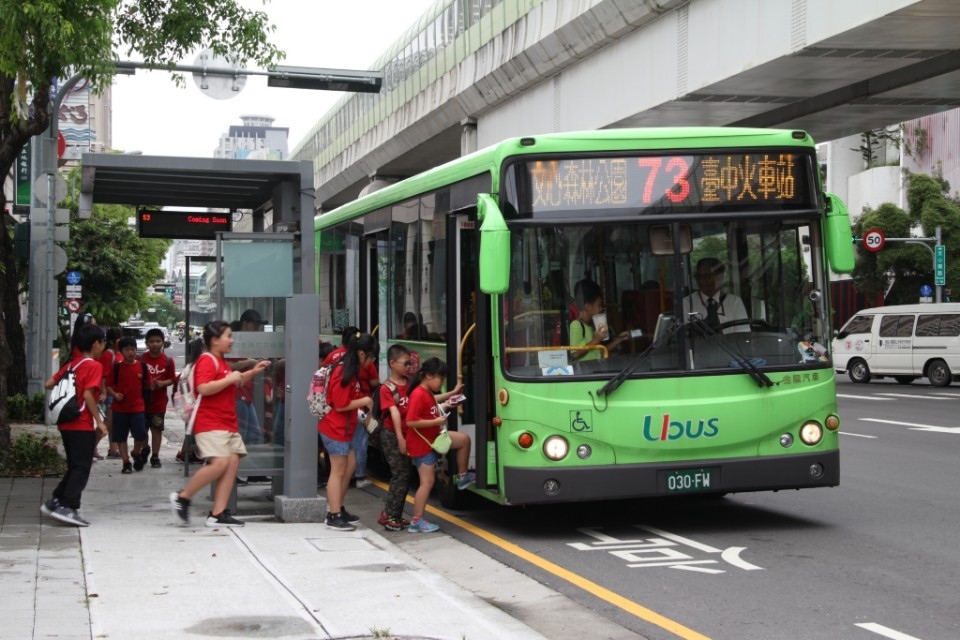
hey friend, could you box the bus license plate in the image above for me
[664,467,716,493]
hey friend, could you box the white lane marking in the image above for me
[874,393,949,400]
[637,525,720,553]
[854,622,922,640]
[719,547,763,571]
[840,432,877,439]
[837,394,892,401]
[860,418,960,434]
[929,391,960,397]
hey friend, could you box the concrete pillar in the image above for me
[461,117,478,156]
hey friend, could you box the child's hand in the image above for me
[114,392,124,402]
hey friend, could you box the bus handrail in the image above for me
[505,344,609,359]
[458,323,476,416]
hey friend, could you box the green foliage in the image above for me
[143,293,184,327]
[0,433,66,477]
[7,393,45,423]
[852,127,901,169]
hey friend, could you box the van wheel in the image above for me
[928,360,952,387]
[894,376,917,385]
[848,359,871,383]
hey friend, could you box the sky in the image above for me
[111,0,438,158]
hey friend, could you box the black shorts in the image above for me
[111,412,147,443]
[146,413,165,431]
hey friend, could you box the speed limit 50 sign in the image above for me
[863,228,886,252]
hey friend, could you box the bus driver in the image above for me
[682,258,749,333]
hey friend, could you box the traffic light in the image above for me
[14,221,30,261]
[165,288,174,301]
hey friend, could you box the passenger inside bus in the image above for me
[681,258,749,333]
[569,279,630,360]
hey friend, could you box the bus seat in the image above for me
[622,288,673,335]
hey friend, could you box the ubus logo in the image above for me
[642,414,719,441]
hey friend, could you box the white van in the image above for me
[832,303,960,387]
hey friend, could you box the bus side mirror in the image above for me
[823,193,855,274]
[477,193,510,294]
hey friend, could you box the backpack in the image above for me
[173,353,216,428]
[307,363,340,418]
[372,380,400,423]
[114,360,151,407]
[47,358,92,425]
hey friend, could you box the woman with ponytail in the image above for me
[317,332,377,530]
[404,357,474,533]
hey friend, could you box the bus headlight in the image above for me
[825,414,840,431]
[799,421,823,445]
[779,433,794,448]
[543,435,569,461]
[576,444,592,459]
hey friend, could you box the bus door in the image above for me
[447,214,490,488]
[360,232,386,340]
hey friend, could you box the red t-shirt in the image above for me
[56,357,102,432]
[193,353,237,434]
[98,349,115,391]
[379,380,409,435]
[142,351,176,414]
[405,385,443,458]
[317,365,362,442]
[109,359,146,413]
[322,348,378,395]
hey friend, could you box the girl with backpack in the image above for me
[405,357,474,533]
[318,332,377,530]
[169,321,269,528]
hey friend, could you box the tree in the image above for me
[0,0,282,448]
[851,127,902,169]
[142,294,184,328]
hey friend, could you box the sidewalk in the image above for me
[0,423,548,640]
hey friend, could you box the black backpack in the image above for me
[371,380,401,423]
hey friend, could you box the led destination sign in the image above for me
[520,152,813,214]
[137,209,233,240]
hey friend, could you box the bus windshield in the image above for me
[501,219,829,379]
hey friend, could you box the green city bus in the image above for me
[314,127,855,506]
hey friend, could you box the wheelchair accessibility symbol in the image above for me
[570,410,592,432]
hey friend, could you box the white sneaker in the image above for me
[355,478,372,488]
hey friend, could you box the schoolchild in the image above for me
[376,344,413,531]
[404,357,474,533]
[315,341,336,487]
[40,324,108,526]
[142,328,176,468]
[95,327,123,460]
[318,332,377,530]
[106,337,149,474]
[175,338,205,464]
[169,321,270,527]
[322,327,380,489]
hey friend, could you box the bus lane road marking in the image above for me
[567,526,763,575]
[873,393,950,400]
[386,483,713,640]
[860,418,960,434]
[854,622,923,640]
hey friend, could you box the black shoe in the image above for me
[169,492,190,525]
[324,512,356,531]
[50,505,89,527]
[235,477,248,486]
[340,506,360,523]
[133,456,144,471]
[246,476,270,483]
[40,496,60,517]
[150,457,161,468]
[205,510,244,528]
[140,445,151,464]
[121,462,133,474]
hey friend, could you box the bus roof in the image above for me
[314,127,817,231]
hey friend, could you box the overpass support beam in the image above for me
[461,117,478,156]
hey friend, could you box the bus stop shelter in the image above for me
[79,152,324,522]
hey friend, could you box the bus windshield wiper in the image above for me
[687,317,774,388]
[595,315,691,397]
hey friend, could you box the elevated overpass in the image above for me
[292,0,960,212]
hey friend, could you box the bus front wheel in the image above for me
[848,359,871,384]
[927,359,952,387]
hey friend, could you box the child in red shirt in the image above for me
[377,344,413,531]
[317,332,377,531]
[107,337,148,474]
[142,328,176,468]
[405,357,471,533]
[41,324,108,527]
